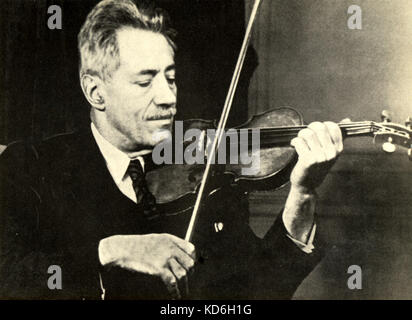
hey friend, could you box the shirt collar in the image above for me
[91,123,148,184]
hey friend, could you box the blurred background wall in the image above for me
[245,0,412,299]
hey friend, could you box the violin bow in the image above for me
[185,0,263,242]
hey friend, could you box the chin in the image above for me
[146,124,172,143]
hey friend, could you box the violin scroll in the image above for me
[373,111,412,159]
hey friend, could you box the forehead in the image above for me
[116,28,175,73]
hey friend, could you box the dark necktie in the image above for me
[127,159,158,219]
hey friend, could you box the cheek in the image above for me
[111,85,152,116]
[124,85,152,107]
[111,85,134,105]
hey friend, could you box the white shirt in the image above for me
[91,123,150,203]
[91,123,316,253]
[287,224,316,254]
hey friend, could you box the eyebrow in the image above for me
[136,69,158,77]
[134,64,176,77]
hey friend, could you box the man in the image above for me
[0,0,343,299]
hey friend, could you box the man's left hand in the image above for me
[283,121,343,243]
[290,121,343,193]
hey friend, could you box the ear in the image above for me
[80,74,106,111]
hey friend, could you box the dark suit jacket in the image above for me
[0,129,323,299]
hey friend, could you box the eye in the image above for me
[135,81,152,88]
[167,77,176,86]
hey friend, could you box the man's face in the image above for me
[101,28,177,150]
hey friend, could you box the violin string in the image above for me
[224,122,377,137]
[221,121,378,146]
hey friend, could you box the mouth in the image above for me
[147,116,174,121]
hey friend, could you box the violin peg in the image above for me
[405,117,412,130]
[382,137,396,153]
[408,148,412,161]
[381,110,393,123]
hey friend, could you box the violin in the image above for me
[145,107,412,224]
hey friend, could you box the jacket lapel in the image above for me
[59,129,151,236]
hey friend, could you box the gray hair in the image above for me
[78,0,176,81]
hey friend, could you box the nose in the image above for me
[153,75,176,108]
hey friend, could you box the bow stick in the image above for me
[185,0,263,242]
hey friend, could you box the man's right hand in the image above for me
[98,234,196,299]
